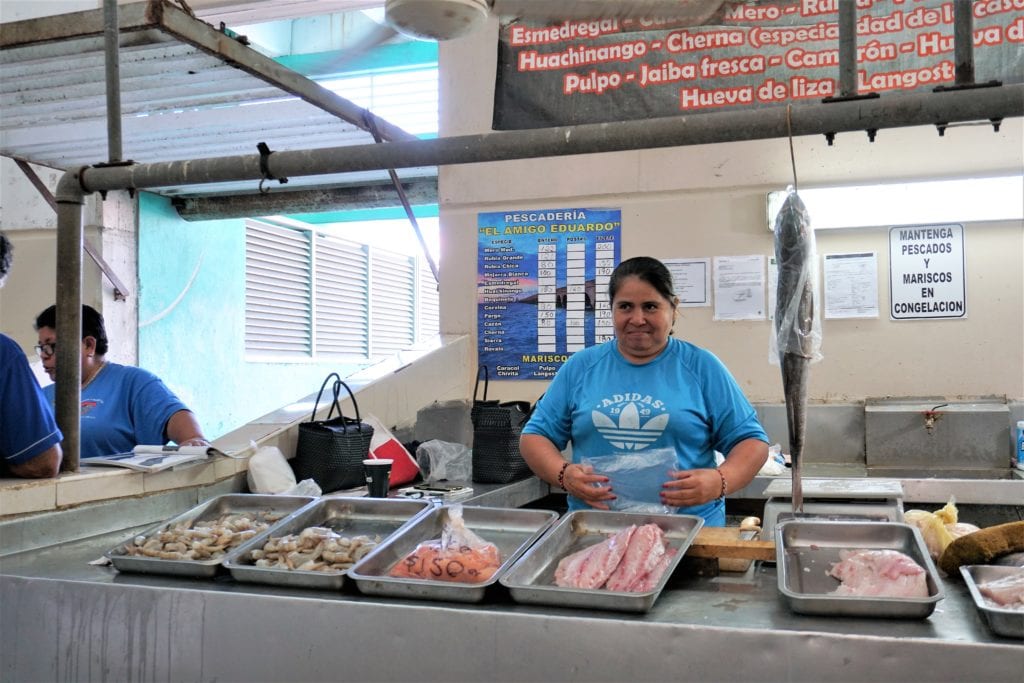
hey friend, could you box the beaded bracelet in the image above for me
[557,461,571,491]
[716,468,727,500]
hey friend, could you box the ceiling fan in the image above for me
[383,0,728,41]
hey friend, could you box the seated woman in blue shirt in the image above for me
[0,232,62,478]
[520,256,769,526]
[34,304,209,459]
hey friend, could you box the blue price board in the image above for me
[477,208,621,380]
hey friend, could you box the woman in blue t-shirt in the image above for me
[521,256,769,526]
[35,304,209,459]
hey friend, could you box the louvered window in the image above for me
[315,234,369,357]
[245,219,437,361]
[245,222,312,357]
[418,260,440,339]
[370,250,416,357]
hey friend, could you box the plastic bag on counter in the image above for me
[904,497,980,560]
[280,479,322,497]
[758,444,788,476]
[387,504,501,583]
[416,439,472,482]
[247,446,298,494]
[582,448,678,514]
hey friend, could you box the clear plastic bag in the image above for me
[416,439,472,482]
[581,448,679,514]
[388,504,501,583]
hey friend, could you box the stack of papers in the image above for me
[85,445,221,473]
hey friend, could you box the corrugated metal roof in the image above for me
[0,0,435,198]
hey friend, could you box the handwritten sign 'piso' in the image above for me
[888,224,965,320]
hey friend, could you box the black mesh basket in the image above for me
[292,373,374,493]
[470,366,534,484]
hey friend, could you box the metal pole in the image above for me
[55,171,86,471]
[103,0,123,163]
[953,0,975,86]
[74,85,1024,194]
[173,178,439,221]
[837,2,858,97]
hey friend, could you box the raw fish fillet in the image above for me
[978,572,1024,609]
[605,524,666,592]
[554,525,636,589]
[827,549,929,598]
[628,547,678,592]
[554,523,677,593]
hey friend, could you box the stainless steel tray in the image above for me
[223,497,435,590]
[499,510,704,613]
[348,505,558,603]
[776,520,944,619]
[105,494,317,578]
[960,565,1024,639]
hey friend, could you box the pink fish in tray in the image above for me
[978,572,1024,610]
[554,523,676,593]
[827,549,929,599]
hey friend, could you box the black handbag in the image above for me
[292,373,374,493]
[470,366,534,484]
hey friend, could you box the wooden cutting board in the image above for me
[688,526,776,563]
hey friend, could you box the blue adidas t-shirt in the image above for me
[43,362,188,459]
[523,337,768,525]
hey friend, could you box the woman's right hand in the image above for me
[563,463,615,510]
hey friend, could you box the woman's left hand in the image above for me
[178,438,210,447]
[660,468,720,508]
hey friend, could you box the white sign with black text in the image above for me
[888,223,966,320]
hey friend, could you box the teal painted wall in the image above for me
[137,193,369,440]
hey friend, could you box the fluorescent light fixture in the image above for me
[766,175,1024,231]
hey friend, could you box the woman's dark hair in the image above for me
[608,256,676,304]
[0,232,12,286]
[35,304,109,356]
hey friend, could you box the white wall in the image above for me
[437,18,1024,406]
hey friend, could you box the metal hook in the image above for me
[256,141,288,194]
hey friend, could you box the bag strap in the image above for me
[473,365,489,402]
[310,372,344,422]
[334,379,363,432]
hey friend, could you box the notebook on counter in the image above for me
[84,445,223,473]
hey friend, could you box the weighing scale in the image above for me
[762,478,905,541]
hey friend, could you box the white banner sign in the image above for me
[888,224,966,320]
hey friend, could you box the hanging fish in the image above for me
[773,190,820,513]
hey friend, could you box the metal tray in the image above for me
[348,505,558,603]
[105,494,317,578]
[222,497,435,590]
[499,510,704,613]
[776,520,944,619]
[960,565,1024,639]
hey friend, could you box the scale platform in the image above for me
[762,478,905,541]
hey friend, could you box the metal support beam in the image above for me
[55,171,86,472]
[172,179,438,221]
[145,0,416,143]
[953,0,975,86]
[837,2,858,97]
[103,0,123,163]
[13,158,131,300]
[74,84,1024,194]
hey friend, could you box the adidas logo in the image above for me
[592,402,668,451]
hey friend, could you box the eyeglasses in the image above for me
[35,342,56,357]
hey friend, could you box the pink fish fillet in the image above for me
[628,547,678,593]
[827,549,929,598]
[605,524,667,592]
[554,525,636,589]
[977,573,1024,608]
